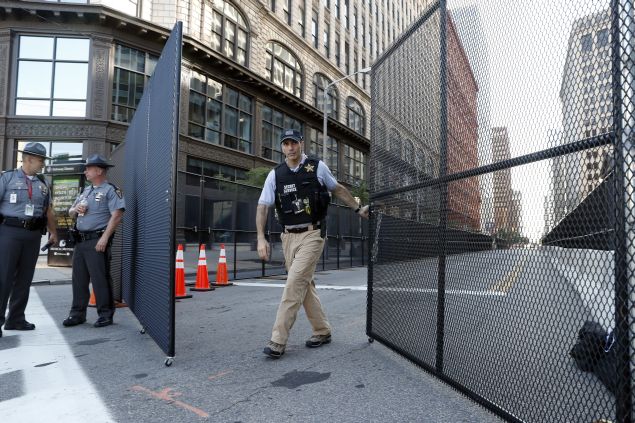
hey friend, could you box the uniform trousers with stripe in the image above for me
[0,225,41,327]
[69,237,114,319]
[270,228,331,345]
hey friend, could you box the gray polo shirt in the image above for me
[72,181,125,232]
[0,168,50,219]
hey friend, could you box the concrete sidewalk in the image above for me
[15,263,503,422]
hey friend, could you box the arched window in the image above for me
[210,1,249,66]
[313,74,338,119]
[265,42,303,97]
[346,97,365,135]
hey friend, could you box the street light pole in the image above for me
[322,67,372,163]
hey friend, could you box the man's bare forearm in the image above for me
[332,183,360,210]
[256,204,269,240]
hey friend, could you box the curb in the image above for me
[33,279,72,286]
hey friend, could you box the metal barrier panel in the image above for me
[121,23,182,358]
[369,1,633,421]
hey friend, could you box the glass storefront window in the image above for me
[111,44,157,123]
[344,144,366,184]
[261,105,302,163]
[15,35,89,117]
[308,127,338,177]
[16,140,84,167]
[188,70,253,153]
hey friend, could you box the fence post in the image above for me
[613,0,634,420]
[435,0,449,375]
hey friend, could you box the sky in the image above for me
[447,0,607,241]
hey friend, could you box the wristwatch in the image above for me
[354,206,361,214]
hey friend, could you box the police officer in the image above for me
[62,154,125,328]
[0,142,58,338]
[257,129,369,359]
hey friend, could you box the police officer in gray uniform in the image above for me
[62,154,125,328]
[0,142,58,338]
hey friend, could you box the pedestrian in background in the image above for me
[0,142,58,338]
[63,154,125,329]
[256,129,369,359]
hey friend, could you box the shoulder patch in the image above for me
[107,182,123,199]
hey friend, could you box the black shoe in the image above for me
[4,321,36,330]
[62,316,86,327]
[0,327,2,338]
[94,317,113,328]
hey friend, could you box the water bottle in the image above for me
[78,198,88,217]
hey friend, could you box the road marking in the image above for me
[489,257,528,294]
[234,282,367,291]
[0,289,114,422]
[131,385,209,418]
[233,282,504,296]
[208,369,232,381]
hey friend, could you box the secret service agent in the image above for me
[63,154,125,329]
[0,142,58,338]
[257,129,369,359]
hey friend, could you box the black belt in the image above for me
[1,216,46,231]
[75,230,106,242]
[285,223,320,234]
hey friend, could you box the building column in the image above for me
[0,30,11,169]
[90,35,114,122]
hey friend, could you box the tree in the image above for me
[245,166,273,188]
[350,180,369,205]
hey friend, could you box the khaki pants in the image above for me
[271,229,331,345]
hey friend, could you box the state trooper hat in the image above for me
[84,154,114,168]
[279,129,303,143]
[18,142,51,159]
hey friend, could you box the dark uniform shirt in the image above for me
[72,182,125,232]
[0,168,49,219]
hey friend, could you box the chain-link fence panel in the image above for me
[368,0,633,421]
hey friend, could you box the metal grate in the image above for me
[368,1,633,421]
[121,23,182,358]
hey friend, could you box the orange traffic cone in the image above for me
[175,244,192,299]
[212,243,233,287]
[191,244,215,291]
[88,285,96,307]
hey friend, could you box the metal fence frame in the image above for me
[367,1,634,421]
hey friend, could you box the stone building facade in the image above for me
[0,0,428,236]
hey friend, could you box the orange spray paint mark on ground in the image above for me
[131,385,209,418]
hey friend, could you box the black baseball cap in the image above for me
[279,129,303,143]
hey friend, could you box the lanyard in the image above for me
[24,176,33,200]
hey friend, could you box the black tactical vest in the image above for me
[274,158,330,226]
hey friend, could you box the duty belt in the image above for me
[285,223,321,234]
[75,229,106,242]
[1,216,46,231]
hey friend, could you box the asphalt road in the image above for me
[0,268,503,423]
[370,247,616,422]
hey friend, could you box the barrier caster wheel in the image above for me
[164,358,174,367]
[140,327,146,334]
[368,338,374,343]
